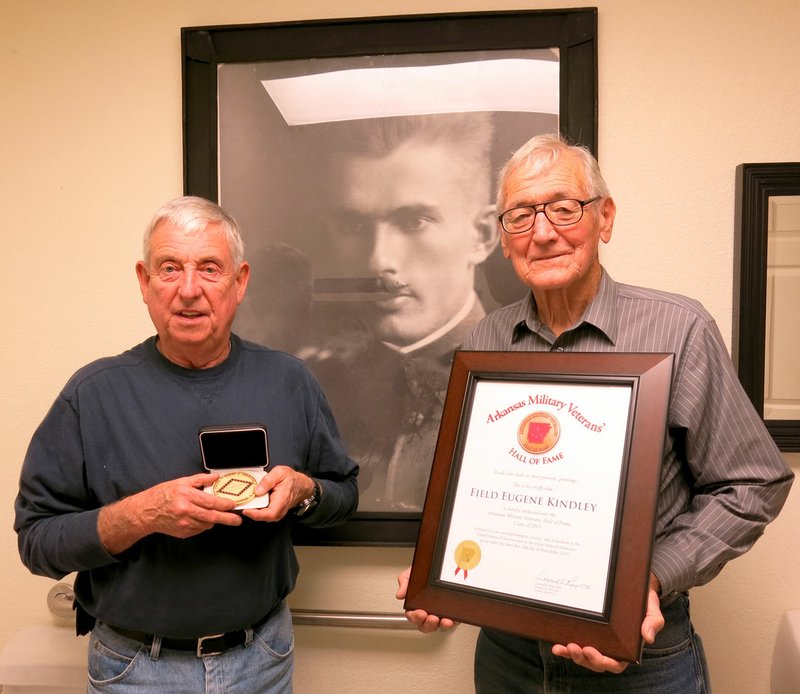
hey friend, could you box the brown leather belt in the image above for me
[108,611,272,657]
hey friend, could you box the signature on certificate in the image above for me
[535,571,592,595]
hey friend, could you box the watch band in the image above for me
[294,478,321,517]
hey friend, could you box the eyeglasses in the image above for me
[498,196,601,234]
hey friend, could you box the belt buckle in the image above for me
[197,633,226,658]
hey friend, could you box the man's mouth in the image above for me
[531,252,567,263]
[372,278,411,308]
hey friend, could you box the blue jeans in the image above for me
[86,601,294,693]
[474,593,710,693]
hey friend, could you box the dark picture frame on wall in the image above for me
[733,162,800,451]
[182,9,598,545]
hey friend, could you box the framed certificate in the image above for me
[404,351,673,663]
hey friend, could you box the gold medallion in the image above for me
[212,471,257,505]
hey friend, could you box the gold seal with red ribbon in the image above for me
[454,540,481,580]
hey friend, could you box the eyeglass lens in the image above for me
[501,199,587,233]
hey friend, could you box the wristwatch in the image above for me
[294,478,321,517]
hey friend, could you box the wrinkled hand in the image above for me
[396,567,457,633]
[551,574,664,673]
[242,466,315,522]
[99,473,241,554]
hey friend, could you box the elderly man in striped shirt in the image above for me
[398,133,793,693]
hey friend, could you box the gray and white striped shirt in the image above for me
[463,268,793,598]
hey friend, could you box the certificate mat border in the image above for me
[433,373,635,618]
[405,351,673,663]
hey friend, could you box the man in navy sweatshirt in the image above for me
[16,195,358,693]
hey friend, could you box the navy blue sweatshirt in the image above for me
[15,335,358,637]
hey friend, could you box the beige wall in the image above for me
[2,1,799,692]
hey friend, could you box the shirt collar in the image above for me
[384,292,478,355]
[511,267,619,345]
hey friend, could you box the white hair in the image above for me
[143,196,245,267]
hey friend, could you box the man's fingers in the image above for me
[185,472,221,487]
[551,643,628,674]
[396,568,411,600]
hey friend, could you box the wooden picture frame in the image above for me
[405,351,673,663]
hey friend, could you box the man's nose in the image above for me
[529,208,558,242]
[366,223,398,273]
[177,267,202,298]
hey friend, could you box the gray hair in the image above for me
[496,134,609,214]
[142,196,245,267]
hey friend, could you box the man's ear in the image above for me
[469,204,501,265]
[599,196,616,245]
[235,262,251,304]
[135,261,151,304]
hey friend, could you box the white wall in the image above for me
[2,1,799,692]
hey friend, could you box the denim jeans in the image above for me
[474,593,710,693]
[86,600,294,693]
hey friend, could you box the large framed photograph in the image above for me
[404,351,673,663]
[182,9,598,545]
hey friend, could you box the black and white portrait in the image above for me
[217,50,560,512]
